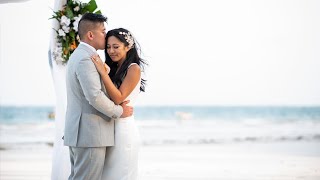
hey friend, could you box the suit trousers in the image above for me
[68,146,106,180]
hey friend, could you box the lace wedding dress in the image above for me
[101,63,141,180]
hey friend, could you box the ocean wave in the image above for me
[1,134,319,150]
[140,134,320,145]
[1,118,320,149]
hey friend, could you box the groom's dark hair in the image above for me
[78,13,107,40]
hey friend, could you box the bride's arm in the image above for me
[91,56,141,105]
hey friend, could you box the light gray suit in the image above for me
[64,43,123,180]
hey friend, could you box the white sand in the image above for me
[1,142,320,180]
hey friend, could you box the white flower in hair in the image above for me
[119,31,134,48]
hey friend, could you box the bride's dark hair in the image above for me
[104,28,147,92]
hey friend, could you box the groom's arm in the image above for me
[76,57,123,119]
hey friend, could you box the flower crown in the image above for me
[119,31,134,49]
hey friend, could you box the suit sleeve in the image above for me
[76,57,123,119]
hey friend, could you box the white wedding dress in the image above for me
[102,63,141,180]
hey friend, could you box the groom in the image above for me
[64,13,133,180]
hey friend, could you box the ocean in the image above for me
[1,106,320,149]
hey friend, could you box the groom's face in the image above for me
[91,23,106,50]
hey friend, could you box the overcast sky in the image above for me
[0,0,319,106]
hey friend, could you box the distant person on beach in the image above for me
[63,13,133,180]
[91,27,147,180]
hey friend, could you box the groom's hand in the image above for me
[120,100,133,118]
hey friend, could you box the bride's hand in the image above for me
[91,55,110,75]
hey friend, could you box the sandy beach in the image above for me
[1,142,320,180]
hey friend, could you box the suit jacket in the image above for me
[64,43,123,147]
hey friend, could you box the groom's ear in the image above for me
[87,31,94,40]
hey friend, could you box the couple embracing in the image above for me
[64,13,146,180]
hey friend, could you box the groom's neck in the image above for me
[81,40,97,50]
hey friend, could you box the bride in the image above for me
[91,28,147,180]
